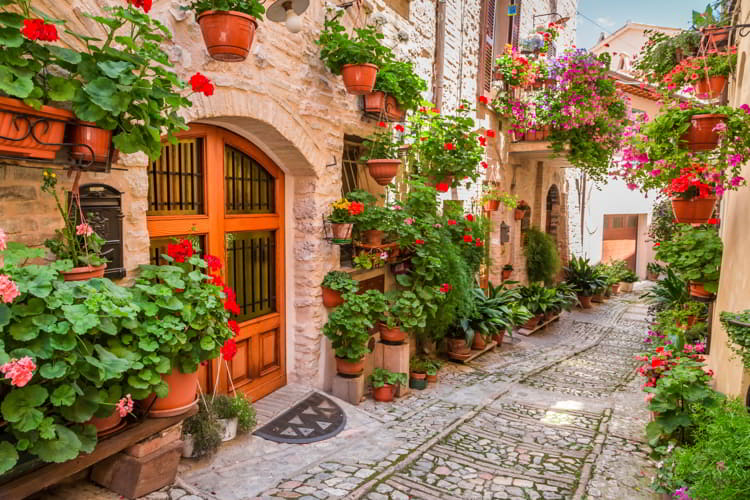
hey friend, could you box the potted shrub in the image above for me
[647,262,663,281]
[369,368,407,402]
[501,264,513,281]
[515,200,530,220]
[620,270,639,292]
[565,256,607,308]
[327,197,364,244]
[518,284,556,327]
[323,290,386,376]
[360,122,405,186]
[523,227,561,286]
[349,192,390,245]
[655,225,723,300]
[185,0,265,62]
[320,271,358,308]
[481,187,518,212]
[365,60,427,120]
[182,399,222,458]
[316,11,391,95]
[379,289,426,344]
[133,240,237,416]
[409,358,428,390]
[210,392,256,441]
[41,171,107,280]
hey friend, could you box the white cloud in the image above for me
[596,16,616,27]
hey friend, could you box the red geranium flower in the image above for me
[377,121,387,128]
[394,124,405,132]
[707,218,720,225]
[167,239,194,263]
[348,201,364,216]
[189,72,215,96]
[415,239,425,245]
[210,274,224,287]
[221,338,238,361]
[431,108,440,114]
[475,238,483,247]
[129,0,153,13]
[436,182,450,192]
[481,161,488,169]
[478,95,488,104]
[439,283,452,293]
[486,130,496,138]
[228,320,240,337]
[463,234,473,243]
[21,19,58,42]
[204,254,222,272]
[443,142,455,151]
[653,242,660,248]
[465,214,474,222]
[447,219,457,225]
[479,136,487,146]
[223,286,241,315]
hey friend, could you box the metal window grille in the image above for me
[342,139,362,196]
[148,139,204,215]
[226,231,277,322]
[225,146,275,214]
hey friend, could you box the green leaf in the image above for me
[30,425,82,463]
[47,76,77,102]
[9,317,40,341]
[60,386,100,423]
[50,384,76,407]
[13,298,45,317]
[47,45,82,64]
[83,345,131,381]
[200,336,215,351]
[0,304,10,329]
[1,385,48,432]
[0,441,18,475]
[40,361,68,379]
[75,424,97,454]
[0,25,23,47]
[96,60,132,79]
[62,304,100,334]
[38,417,57,439]
[0,12,24,29]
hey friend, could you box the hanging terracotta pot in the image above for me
[362,229,385,246]
[471,333,486,350]
[484,199,500,211]
[521,315,540,330]
[578,295,593,309]
[689,281,714,300]
[197,10,257,62]
[671,196,716,224]
[384,95,405,121]
[71,122,112,164]
[61,264,107,282]
[379,323,406,343]
[363,92,404,121]
[336,356,364,376]
[340,63,378,95]
[680,114,726,151]
[695,75,727,100]
[321,286,344,308]
[701,26,729,46]
[330,223,353,244]
[366,159,401,186]
[0,97,73,160]
[373,384,395,402]
[149,370,199,417]
[502,268,512,280]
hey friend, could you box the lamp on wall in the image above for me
[267,0,309,33]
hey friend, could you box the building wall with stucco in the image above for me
[0,0,577,395]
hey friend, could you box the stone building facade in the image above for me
[0,0,578,400]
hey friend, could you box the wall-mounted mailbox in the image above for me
[73,184,125,279]
[500,221,510,244]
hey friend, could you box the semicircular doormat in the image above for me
[254,392,347,444]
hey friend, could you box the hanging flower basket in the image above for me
[0,97,73,160]
[197,10,258,62]
[71,122,113,164]
[701,26,729,46]
[363,92,405,121]
[671,196,716,224]
[60,264,107,282]
[341,63,378,95]
[321,286,345,308]
[695,75,727,100]
[502,268,512,280]
[366,159,401,186]
[680,114,726,152]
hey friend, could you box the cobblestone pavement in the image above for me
[44,289,657,500]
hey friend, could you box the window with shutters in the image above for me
[477,0,496,96]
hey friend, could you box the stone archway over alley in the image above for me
[47,289,657,500]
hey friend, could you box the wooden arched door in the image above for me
[146,124,286,401]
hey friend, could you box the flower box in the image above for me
[0,97,73,160]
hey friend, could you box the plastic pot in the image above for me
[198,10,257,62]
[695,75,727,100]
[322,286,344,308]
[71,122,112,163]
[149,370,199,417]
[61,264,106,282]
[330,223,353,244]
[218,417,238,442]
[426,373,438,384]
[340,63,378,95]
[680,114,726,152]
[689,281,714,300]
[409,373,427,390]
[671,196,716,224]
[363,92,405,121]
[366,159,401,186]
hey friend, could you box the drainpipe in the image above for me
[433,0,446,110]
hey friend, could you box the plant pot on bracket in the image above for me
[485,199,500,211]
[366,159,401,186]
[363,92,405,121]
[341,63,379,95]
[689,281,715,300]
[321,286,345,308]
[0,97,73,160]
[701,26,729,46]
[362,229,385,245]
[671,196,716,224]
[330,223,353,244]
[71,122,113,164]
[502,268,512,280]
[680,114,726,152]
[60,264,107,282]
[197,10,258,62]
[695,75,727,100]
[149,370,199,417]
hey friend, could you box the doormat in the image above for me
[254,392,347,444]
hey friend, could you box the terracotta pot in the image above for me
[524,128,549,141]
[336,356,364,376]
[702,26,729,45]
[544,78,556,88]
[471,333,487,350]
[321,286,344,308]
[363,92,405,121]
[426,373,438,383]
[578,295,593,309]
[149,370,199,417]
[611,283,620,294]
[379,323,407,343]
[340,63,378,95]
[0,97,73,160]
[689,281,714,300]
[366,159,401,186]
[647,271,659,281]
[373,384,395,402]
[544,310,556,322]
[428,175,454,189]
[384,94,405,121]
[197,10,257,62]
[88,410,123,437]
[71,122,112,164]
[514,208,527,220]
[592,293,604,303]
[695,75,727,100]
[620,282,634,293]
[60,264,106,282]
[671,196,716,224]
[680,114,726,152]
[330,222,353,244]
[447,338,471,355]
[677,315,699,330]
[410,371,426,380]
[521,315,540,330]
[511,130,525,142]
[493,329,506,346]
[502,269,512,280]
[484,199,500,211]
[361,229,384,246]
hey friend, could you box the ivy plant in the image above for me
[720,310,750,369]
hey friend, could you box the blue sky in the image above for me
[575,0,711,49]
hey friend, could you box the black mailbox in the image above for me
[72,184,125,279]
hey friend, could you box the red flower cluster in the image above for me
[463,234,473,243]
[707,218,720,225]
[443,142,455,151]
[21,19,58,42]
[223,286,241,315]
[662,165,716,200]
[221,338,238,361]
[348,201,364,216]
[167,239,194,263]
[475,238,483,247]
[189,72,215,96]
[465,214,474,222]
[394,124,405,133]
[377,121,387,128]
[478,136,487,146]
[204,254,222,272]
[439,283,452,293]
[129,0,153,13]
[447,219,457,225]
[415,239,425,245]
[436,182,450,193]
[478,96,488,105]
[228,320,240,336]
[481,161,488,169]
[486,130,496,138]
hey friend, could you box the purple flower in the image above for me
[650,169,661,177]
[741,104,750,114]
[673,487,691,500]
[728,154,744,167]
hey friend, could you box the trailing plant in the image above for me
[649,198,680,244]
[360,121,405,161]
[523,227,560,285]
[373,59,427,110]
[321,271,359,294]
[182,398,222,457]
[41,170,106,268]
[369,367,407,388]
[210,393,256,434]
[720,310,750,369]
[322,290,386,362]
[565,256,607,297]
[480,187,518,208]
[633,30,701,85]
[316,11,392,75]
[654,225,723,293]
[184,0,266,19]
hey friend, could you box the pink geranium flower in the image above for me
[116,394,134,417]
[404,217,414,225]
[76,223,94,237]
[0,275,19,304]
[0,357,36,387]
[0,228,6,251]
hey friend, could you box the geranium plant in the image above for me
[184,0,265,19]
[316,11,391,75]
[327,197,364,224]
[373,60,428,111]
[360,122,405,161]
[321,271,358,294]
[322,290,386,362]
[663,52,736,93]
[536,21,562,53]
[381,289,427,332]
[662,164,720,201]
[493,45,530,87]
[654,225,723,293]
[480,187,518,208]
